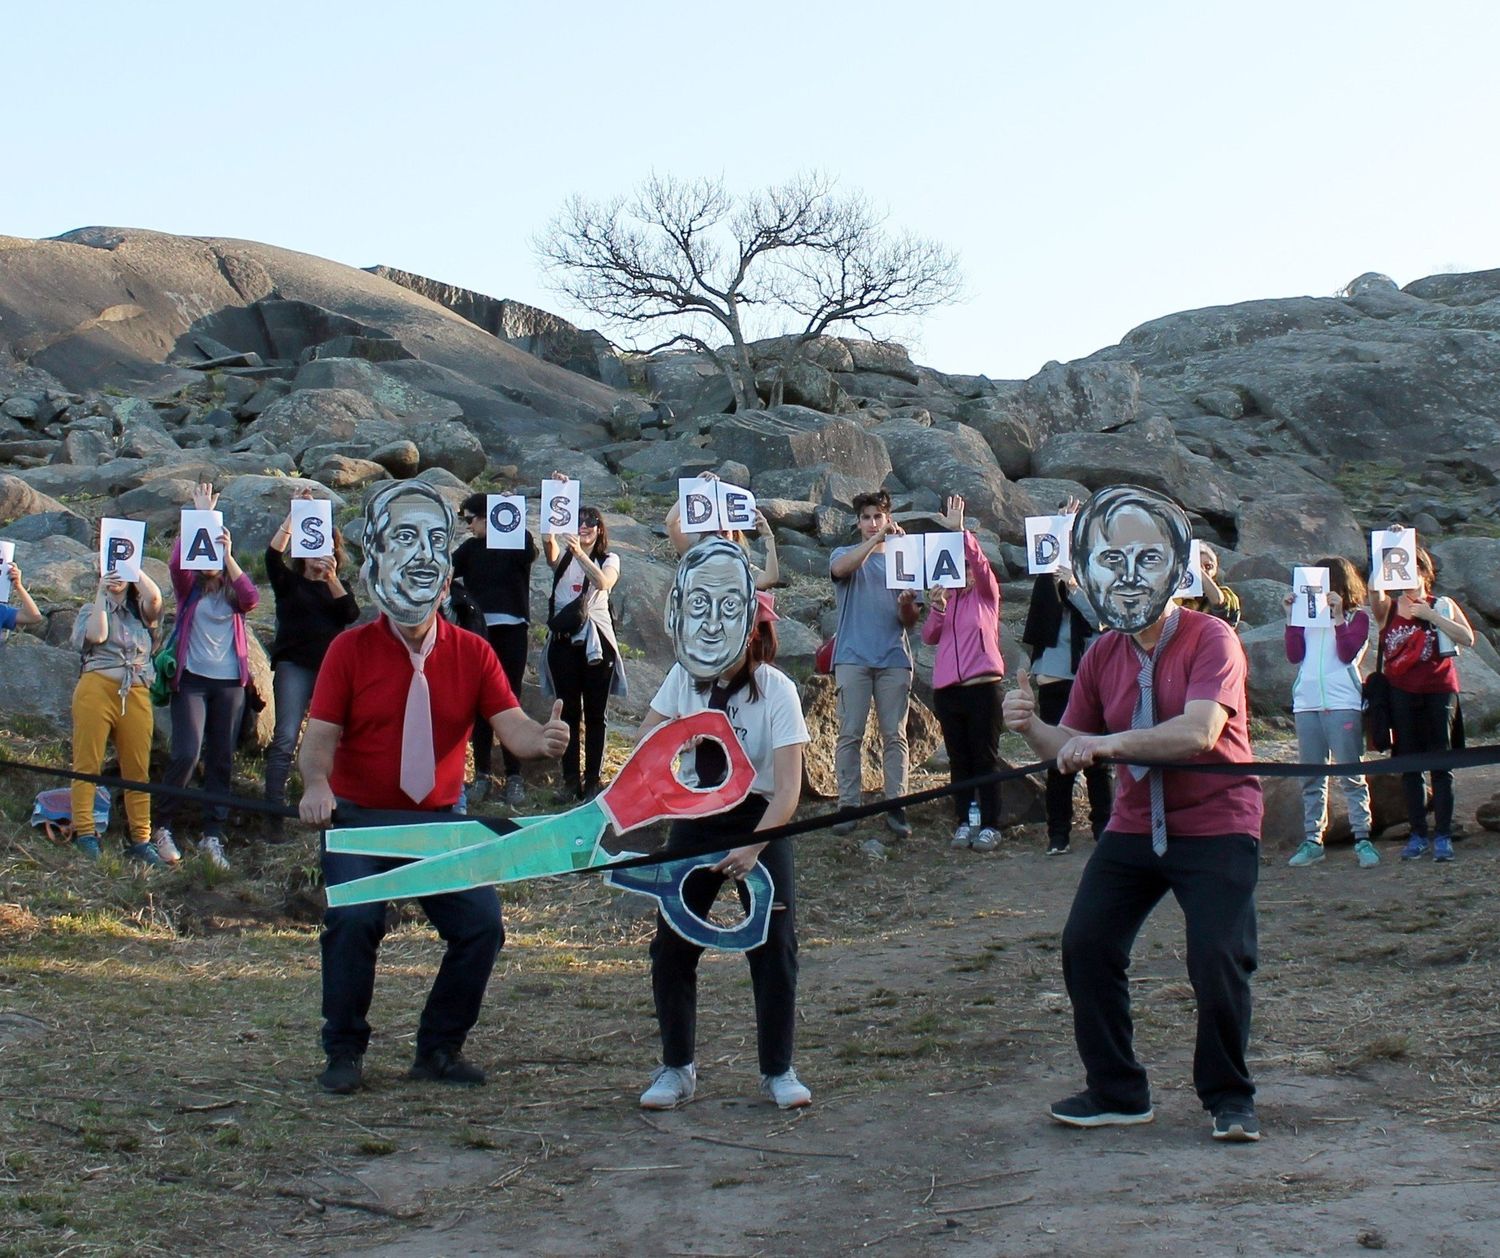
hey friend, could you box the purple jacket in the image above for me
[920,532,1005,688]
[168,536,260,688]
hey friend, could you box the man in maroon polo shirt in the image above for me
[1004,485,1263,1143]
[299,480,569,1095]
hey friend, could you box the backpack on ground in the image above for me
[30,786,112,845]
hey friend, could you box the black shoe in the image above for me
[553,780,583,805]
[318,1054,364,1095]
[1049,1091,1154,1128]
[583,778,604,802]
[1211,1102,1261,1142]
[831,818,859,836]
[1046,835,1071,855]
[408,1048,486,1086]
[885,807,912,839]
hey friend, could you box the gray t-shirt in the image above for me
[183,590,240,680]
[830,545,912,670]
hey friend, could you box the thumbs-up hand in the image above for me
[1003,669,1037,736]
[540,699,570,758]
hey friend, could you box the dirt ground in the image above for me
[4,756,1500,1257]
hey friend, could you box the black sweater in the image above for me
[452,533,538,621]
[1020,574,1102,677]
[265,548,360,670]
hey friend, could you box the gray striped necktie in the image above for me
[1129,611,1181,856]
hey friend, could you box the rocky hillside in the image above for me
[3,227,1500,744]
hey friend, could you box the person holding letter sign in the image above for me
[920,496,1006,852]
[828,489,921,839]
[263,489,360,823]
[1282,558,1378,869]
[454,493,538,806]
[69,553,164,864]
[665,473,781,591]
[1175,543,1241,628]
[539,474,626,802]
[0,556,42,637]
[1003,485,1263,1143]
[155,483,260,872]
[1369,542,1474,863]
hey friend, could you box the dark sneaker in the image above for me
[74,834,102,860]
[1401,834,1430,861]
[318,1055,364,1095]
[408,1048,486,1086]
[885,807,912,839]
[125,841,163,867]
[831,817,859,836]
[1211,1103,1261,1142]
[1049,1092,1154,1128]
[553,780,583,805]
[1046,835,1071,856]
[504,775,526,807]
[1433,835,1455,862]
[468,777,490,805]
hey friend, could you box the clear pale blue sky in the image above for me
[8,1,1496,379]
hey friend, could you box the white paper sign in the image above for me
[485,494,527,550]
[99,518,146,582]
[541,479,580,535]
[884,533,967,590]
[1025,514,1074,574]
[289,499,334,559]
[884,535,925,590]
[1370,526,1419,592]
[179,510,225,571]
[1290,566,1332,626]
[677,478,758,534]
[0,540,13,603]
[1174,540,1205,599]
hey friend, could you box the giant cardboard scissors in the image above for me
[323,711,775,951]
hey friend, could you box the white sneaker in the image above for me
[949,823,973,849]
[640,1063,696,1110]
[760,1067,812,1109]
[200,836,231,871]
[970,827,1000,852]
[151,826,182,865]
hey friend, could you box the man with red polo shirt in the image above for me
[1004,485,1263,1143]
[299,480,568,1095]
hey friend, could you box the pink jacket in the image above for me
[920,532,1004,688]
[168,536,260,689]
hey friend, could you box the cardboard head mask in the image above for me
[361,480,454,626]
[665,537,756,681]
[1071,485,1193,634]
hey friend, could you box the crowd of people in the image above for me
[1,474,1479,1138]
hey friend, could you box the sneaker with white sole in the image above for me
[1353,839,1380,868]
[969,827,999,852]
[1211,1102,1261,1142]
[949,822,973,849]
[200,835,231,871]
[152,826,181,865]
[1049,1091,1154,1128]
[1288,839,1325,867]
[760,1068,812,1109]
[640,1063,696,1110]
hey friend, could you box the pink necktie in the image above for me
[394,620,437,804]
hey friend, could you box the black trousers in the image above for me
[1389,687,1457,837]
[1038,680,1113,841]
[932,681,1005,827]
[547,636,614,788]
[650,796,799,1076]
[472,623,531,778]
[320,828,505,1060]
[1061,831,1259,1114]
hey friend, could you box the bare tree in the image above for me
[535,172,961,411]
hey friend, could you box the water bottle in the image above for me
[967,800,981,829]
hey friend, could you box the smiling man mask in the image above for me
[665,537,755,681]
[1072,485,1193,635]
[361,480,454,626]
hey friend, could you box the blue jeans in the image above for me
[320,838,505,1060]
[266,660,318,806]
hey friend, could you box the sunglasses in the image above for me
[579,516,602,528]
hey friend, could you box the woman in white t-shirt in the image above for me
[636,593,813,1113]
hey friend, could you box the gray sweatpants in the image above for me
[834,664,911,807]
[1294,708,1371,841]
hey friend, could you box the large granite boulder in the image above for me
[876,418,1037,541]
[243,388,397,461]
[216,476,346,554]
[0,638,79,736]
[1233,492,1365,568]
[1430,536,1500,624]
[799,674,942,799]
[709,407,891,485]
[291,357,464,423]
[0,475,70,525]
[645,352,736,422]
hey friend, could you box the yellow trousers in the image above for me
[71,671,153,843]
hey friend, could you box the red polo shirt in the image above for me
[1061,608,1262,839]
[309,615,518,810]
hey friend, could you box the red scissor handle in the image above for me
[596,710,757,834]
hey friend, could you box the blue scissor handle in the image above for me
[604,852,774,952]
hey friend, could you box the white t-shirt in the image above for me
[649,663,810,798]
[559,553,620,644]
